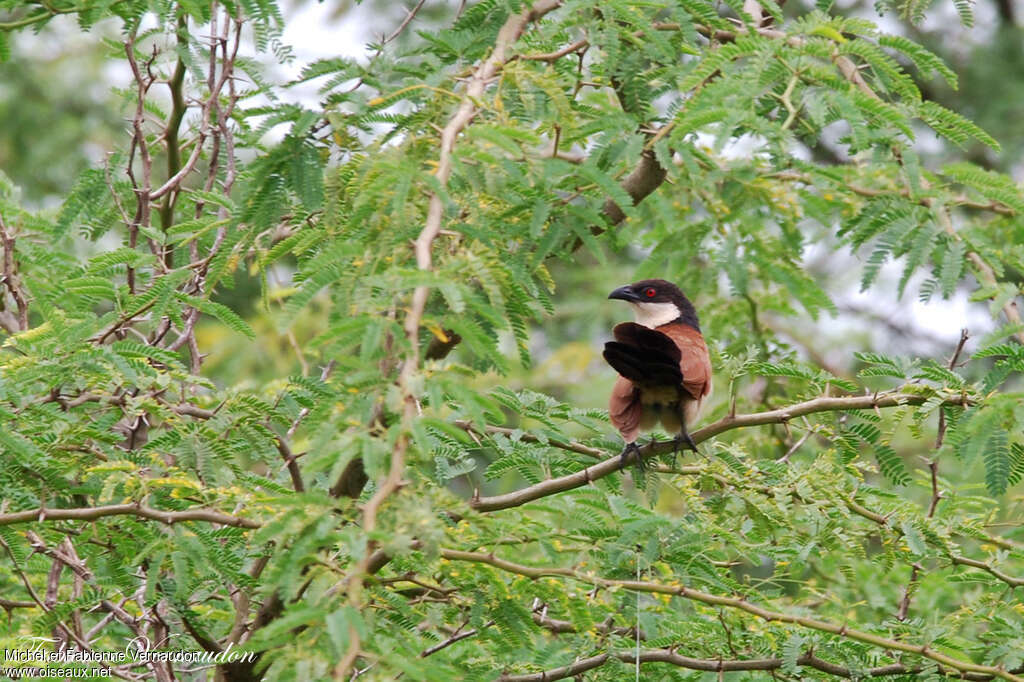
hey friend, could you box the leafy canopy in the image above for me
[1,0,1023,680]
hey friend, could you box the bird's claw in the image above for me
[619,442,642,470]
[673,431,699,455]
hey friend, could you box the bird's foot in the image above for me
[619,442,642,470]
[672,430,699,455]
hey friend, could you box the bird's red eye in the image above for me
[644,287,656,298]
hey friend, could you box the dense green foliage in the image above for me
[1,0,1024,680]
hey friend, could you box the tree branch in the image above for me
[497,649,1004,681]
[0,534,142,681]
[597,149,667,228]
[419,620,488,658]
[334,3,566,677]
[470,389,968,512]
[274,435,305,493]
[464,389,1023,587]
[519,37,588,62]
[898,329,968,620]
[384,0,428,45]
[0,504,258,529]
[775,171,1022,343]
[157,14,188,262]
[0,211,30,332]
[441,549,1022,681]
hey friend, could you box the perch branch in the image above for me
[470,390,968,512]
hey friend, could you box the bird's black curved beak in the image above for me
[608,285,640,302]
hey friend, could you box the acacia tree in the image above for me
[1,0,1024,680]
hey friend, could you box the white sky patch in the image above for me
[801,240,993,358]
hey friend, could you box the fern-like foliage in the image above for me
[0,1,1022,680]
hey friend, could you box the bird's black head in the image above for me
[608,279,700,331]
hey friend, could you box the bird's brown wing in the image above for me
[608,376,641,442]
[657,323,712,401]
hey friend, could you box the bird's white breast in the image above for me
[630,301,680,328]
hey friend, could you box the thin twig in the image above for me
[898,330,969,618]
[0,503,259,529]
[384,0,428,44]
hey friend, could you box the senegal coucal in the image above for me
[603,279,712,467]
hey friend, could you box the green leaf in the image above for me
[918,101,999,151]
[938,238,966,298]
[983,430,1010,496]
[180,295,255,339]
[875,443,910,486]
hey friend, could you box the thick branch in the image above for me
[157,15,188,249]
[470,390,967,512]
[598,150,667,228]
[950,555,1024,587]
[467,392,1022,587]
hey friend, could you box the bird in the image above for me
[602,279,712,468]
